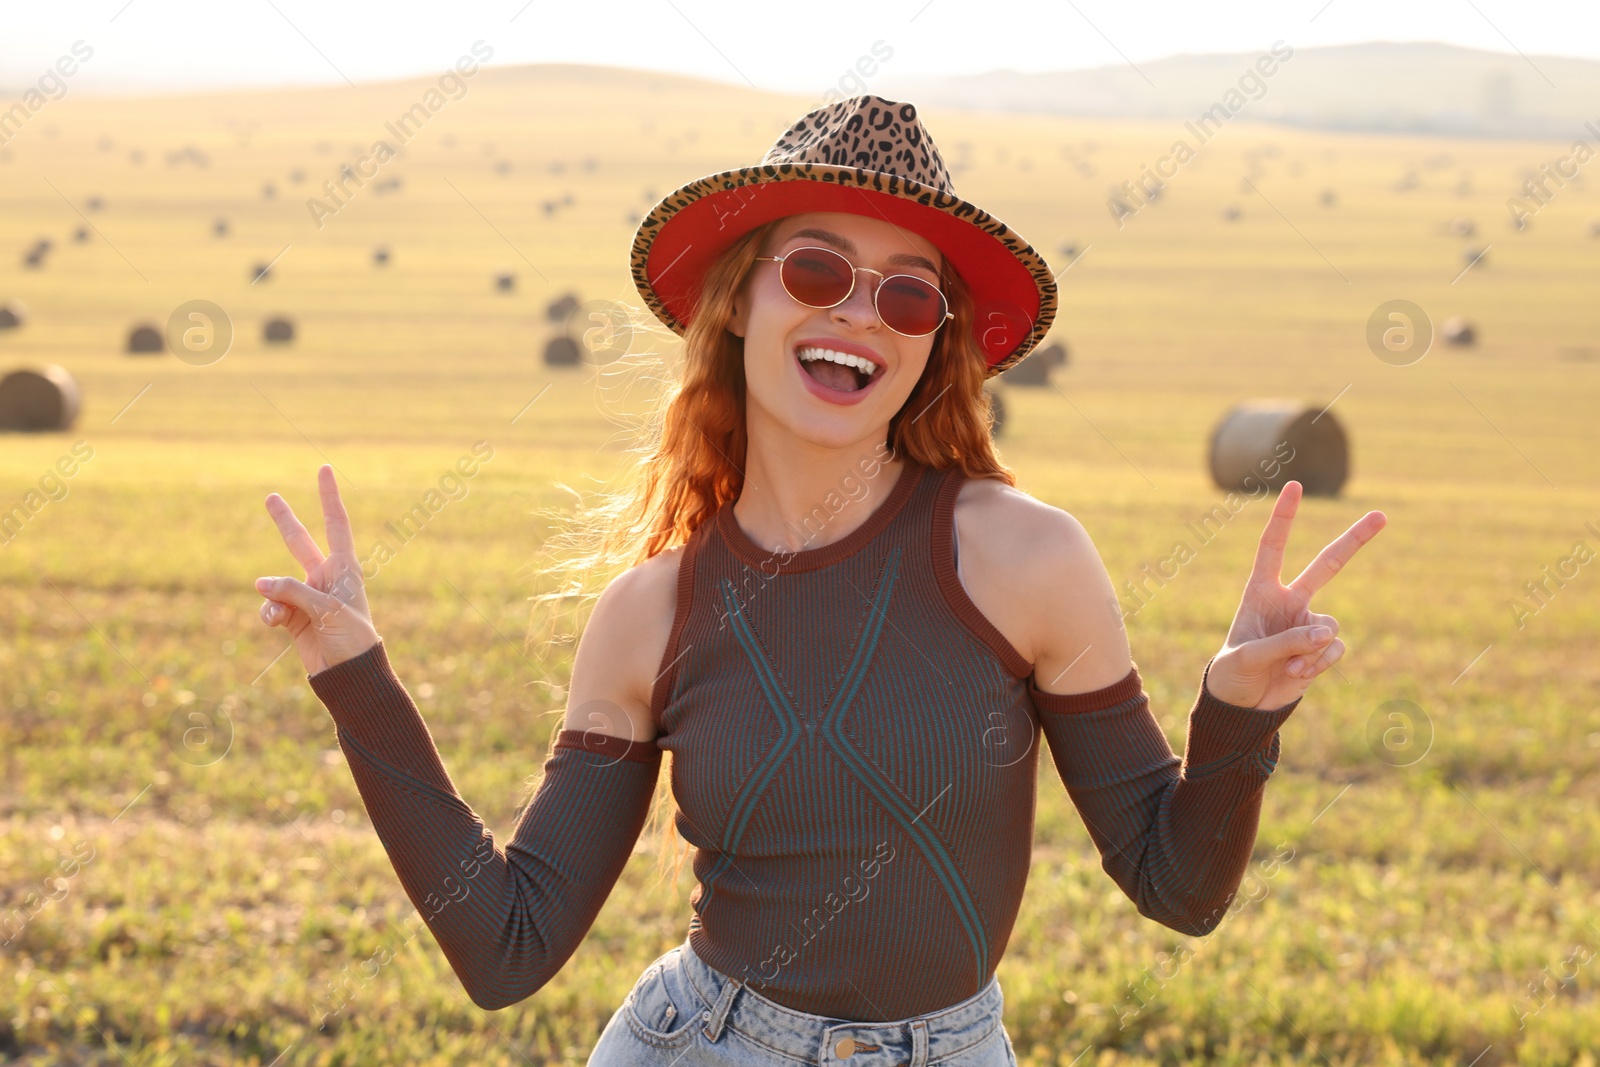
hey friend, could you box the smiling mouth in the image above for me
[796,344,880,393]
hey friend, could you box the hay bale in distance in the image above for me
[214,217,229,237]
[1002,342,1067,387]
[1320,189,1337,206]
[85,196,104,212]
[543,336,581,367]
[1462,245,1488,268]
[126,323,165,355]
[546,292,580,324]
[1209,399,1349,497]
[1222,205,1242,221]
[1449,216,1475,237]
[0,300,26,330]
[73,227,90,243]
[1589,219,1600,238]
[251,262,272,283]
[0,364,81,431]
[263,318,296,344]
[373,246,390,266]
[1441,317,1475,346]
[495,272,516,292]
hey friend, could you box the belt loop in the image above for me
[701,974,741,1042]
[910,1019,929,1067]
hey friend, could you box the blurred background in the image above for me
[1,2,1597,1064]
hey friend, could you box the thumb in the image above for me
[255,576,339,622]
[1241,624,1334,669]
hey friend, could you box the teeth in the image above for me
[797,346,879,378]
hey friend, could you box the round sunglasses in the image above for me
[753,246,954,338]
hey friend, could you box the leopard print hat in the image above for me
[629,95,1058,378]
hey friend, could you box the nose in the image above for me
[829,268,882,331]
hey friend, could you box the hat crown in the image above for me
[760,95,955,195]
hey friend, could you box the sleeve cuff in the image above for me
[553,729,661,765]
[1183,656,1301,772]
[1027,663,1144,716]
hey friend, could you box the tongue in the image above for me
[802,358,861,392]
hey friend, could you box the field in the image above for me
[2,59,1599,1065]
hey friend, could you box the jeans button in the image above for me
[834,1036,857,1058]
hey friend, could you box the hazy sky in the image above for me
[3,0,1598,94]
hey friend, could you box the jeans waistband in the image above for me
[675,935,1005,1065]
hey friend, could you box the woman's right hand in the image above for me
[255,464,380,676]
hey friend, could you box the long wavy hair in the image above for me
[523,213,1019,886]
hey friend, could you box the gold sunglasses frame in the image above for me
[753,246,955,338]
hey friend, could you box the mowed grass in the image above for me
[1,63,1599,1065]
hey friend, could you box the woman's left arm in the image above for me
[1022,481,1385,935]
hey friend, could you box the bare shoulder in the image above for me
[563,544,684,743]
[952,476,1132,693]
[952,476,1098,587]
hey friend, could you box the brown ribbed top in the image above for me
[307,456,1301,1019]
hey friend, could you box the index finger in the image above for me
[265,493,326,572]
[319,465,359,558]
[1248,480,1303,585]
[1287,509,1387,597]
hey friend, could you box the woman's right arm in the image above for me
[255,465,676,1011]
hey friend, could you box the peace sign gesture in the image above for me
[1204,481,1387,710]
[254,465,380,676]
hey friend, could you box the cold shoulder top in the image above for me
[307,457,1301,1017]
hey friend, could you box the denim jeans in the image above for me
[587,937,1019,1066]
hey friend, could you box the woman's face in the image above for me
[728,211,946,451]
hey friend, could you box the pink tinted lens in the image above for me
[781,247,855,307]
[876,275,948,336]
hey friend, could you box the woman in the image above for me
[254,96,1385,1065]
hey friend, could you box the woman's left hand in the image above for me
[1205,480,1387,710]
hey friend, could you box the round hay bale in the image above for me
[1208,400,1349,497]
[1448,216,1475,237]
[495,272,516,292]
[0,364,81,431]
[543,335,581,367]
[372,246,390,266]
[262,183,276,200]
[1589,219,1600,238]
[985,385,1006,440]
[73,227,90,243]
[251,262,272,283]
[1441,317,1475,346]
[0,300,26,330]
[85,196,104,212]
[1462,245,1488,267]
[1222,205,1242,221]
[127,323,165,354]
[213,217,229,237]
[263,318,296,344]
[22,248,45,269]
[1002,342,1066,387]
[546,292,580,324]
[1320,189,1337,206]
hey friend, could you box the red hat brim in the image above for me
[630,166,1057,376]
